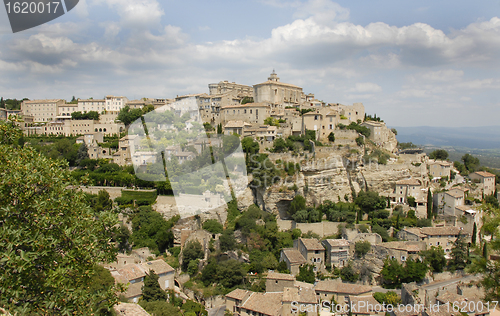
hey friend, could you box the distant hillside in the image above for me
[392,125,500,169]
[392,126,500,149]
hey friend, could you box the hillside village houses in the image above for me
[5,73,499,316]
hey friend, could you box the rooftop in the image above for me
[266,272,295,281]
[315,280,372,295]
[117,264,146,281]
[323,239,350,248]
[348,295,382,314]
[281,248,306,265]
[140,259,174,275]
[299,238,325,251]
[242,292,283,316]
[226,288,251,300]
[471,171,496,178]
[396,178,421,186]
[420,226,462,236]
[282,286,317,304]
[113,302,151,316]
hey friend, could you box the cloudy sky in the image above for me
[1,0,499,127]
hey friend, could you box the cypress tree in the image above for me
[427,190,433,219]
[483,242,488,259]
[472,222,477,246]
[142,271,167,302]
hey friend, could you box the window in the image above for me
[429,243,432,246]
[401,256,406,261]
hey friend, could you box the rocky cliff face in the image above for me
[252,150,429,218]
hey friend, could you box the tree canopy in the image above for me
[0,122,120,315]
[429,149,449,160]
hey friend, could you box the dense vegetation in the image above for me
[0,122,120,315]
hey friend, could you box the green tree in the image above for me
[355,241,371,258]
[407,196,416,208]
[219,229,236,252]
[472,222,477,246]
[0,123,120,315]
[328,132,335,142]
[355,191,386,214]
[140,301,181,316]
[429,149,449,160]
[202,219,223,234]
[217,123,223,134]
[289,195,306,217]
[296,264,315,284]
[380,258,403,287]
[117,106,143,126]
[142,270,168,302]
[182,240,204,271]
[462,154,480,173]
[241,137,259,156]
[241,96,253,104]
[420,246,446,273]
[355,136,364,146]
[76,142,90,166]
[340,264,359,282]
[273,137,287,152]
[427,190,433,219]
[449,233,469,270]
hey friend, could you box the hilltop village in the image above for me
[1,72,500,316]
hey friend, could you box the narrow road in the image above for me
[207,305,226,316]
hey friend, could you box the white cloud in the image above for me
[348,82,382,93]
[293,0,350,25]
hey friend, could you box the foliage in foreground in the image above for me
[0,122,120,315]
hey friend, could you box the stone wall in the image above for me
[291,221,343,238]
[78,186,125,200]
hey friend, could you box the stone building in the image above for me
[208,80,253,97]
[428,161,452,179]
[78,99,106,113]
[314,280,372,303]
[322,239,349,267]
[469,171,496,196]
[21,99,65,122]
[360,120,398,152]
[221,103,271,125]
[397,226,464,255]
[293,238,325,273]
[279,248,306,276]
[265,272,296,293]
[253,71,305,109]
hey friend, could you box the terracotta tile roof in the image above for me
[282,248,306,265]
[424,307,461,316]
[323,239,350,247]
[349,295,382,314]
[222,103,270,109]
[226,288,251,300]
[299,238,325,251]
[140,260,174,275]
[241,292,283,316]
[23,99,63,103]
[446,190,464,198]
[266,272,295,281]
[124,282,143,299]
[118,264,146,282]
[315,280,372,295]
[471,171,496,178]
[113,302,151,316]
[392,309,420,316]
[282,286,317,304]
[224,120,250,128]
[396,179,421,186]
[294,281,314,289]
[403,227,426,238]
[420,226,462,236]
[254,80,302,89]
[430,161,452,167]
